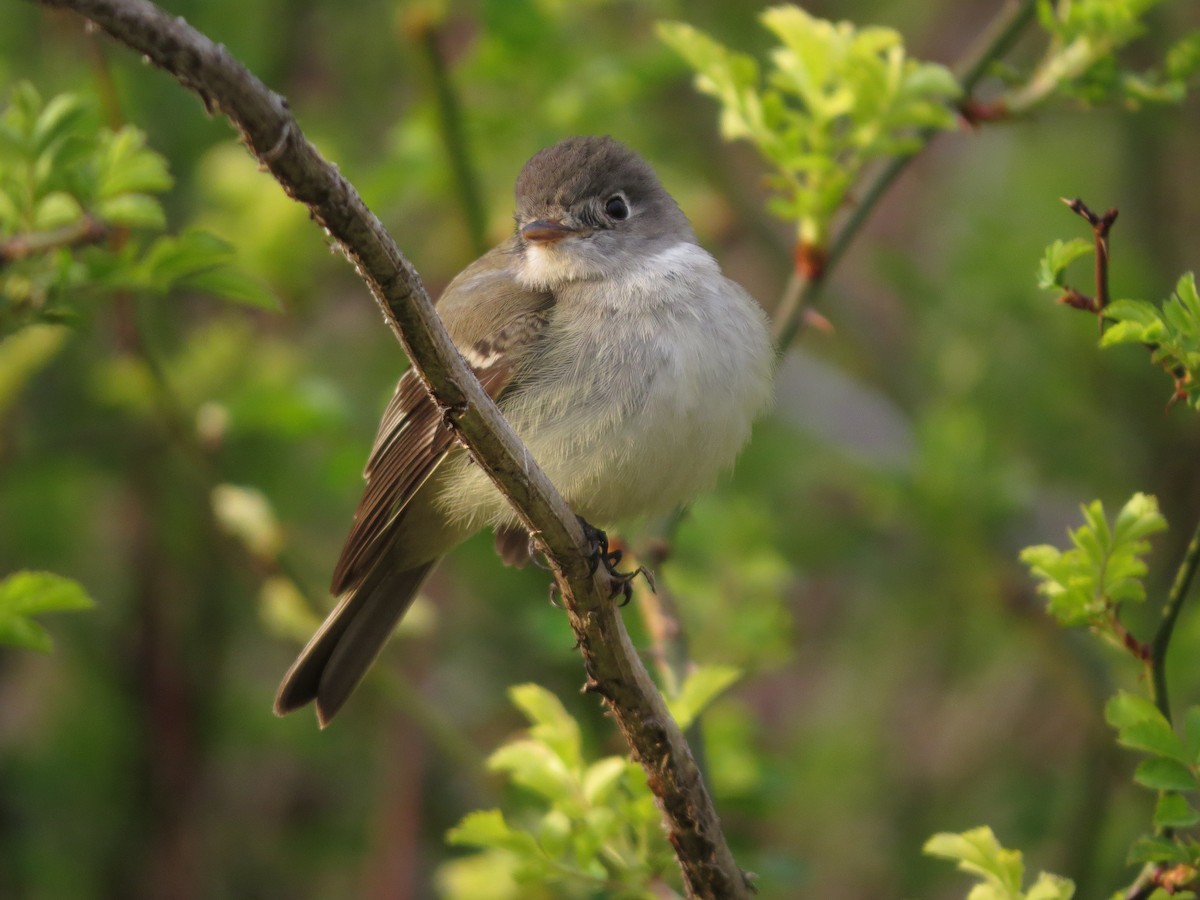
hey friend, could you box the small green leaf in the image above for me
[1025,872,1076,900]
[667,664,742,730]
[0,571,95,653]
[32,94,90,168]
[581,756,629,806]
[507,683,582,770]
[1037,237,1093,290]
[924,826,1024,895]
[1107,691,1187,763]
[183,266,279,310]
[925,826,1075,899]
[1135,757,1198,792]
[96,126,173,197]
[1128,835,1194,865]
[446,810,541,856]
[487,739,576,802]
[1154,792,1200,830]
[33,191,84,230]
[95,193,165,229]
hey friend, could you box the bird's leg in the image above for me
[577,516,655,606]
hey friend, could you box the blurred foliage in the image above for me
[440,684,675,900]
[0,82,271,336]
[660,6,959,247]
[1021,493,1166,635]
[1102,274,1200,410]
[0,571,93,652]
[1004,0,1200,112]
[925,826,1075,900]
[3,1,1200,899]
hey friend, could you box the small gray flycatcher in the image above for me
[275,136,774,726]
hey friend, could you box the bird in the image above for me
[275,136,774,726]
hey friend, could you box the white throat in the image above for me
[517,239,713,299]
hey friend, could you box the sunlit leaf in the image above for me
[0,571,95,653]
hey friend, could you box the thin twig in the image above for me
[414,21,488,258]
[1060,196,1118,320]
[33,1,752,895]
[0,214,110,266]
[1150,513,1200,722]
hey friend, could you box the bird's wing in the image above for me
[329,241,552,594]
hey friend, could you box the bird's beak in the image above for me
[520,219,579,244]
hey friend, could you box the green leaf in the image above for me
[507,683,582,770]
[581,756,630,806]
[1128,835,1195,865]
[924,827,1025,895]
[1154,792,1200,830]
[31,92,88,156]
[0,571,95,653]
[667,663,742,730]
[1024,872,1076,900]
[95,193,165,229]
[1101,299,1163,347]
[95,126,173,197]
[1037,236,1093,291]
[1106,691,1187,762]
[925,827,1074,899]
[33,191,84,230]
[487,738,577,802]
[183,266,279,310]
[447,810,541,857]
[1135,757,1198,791]
[1098,273,1200,406]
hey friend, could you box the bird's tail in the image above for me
[274,559,437,727]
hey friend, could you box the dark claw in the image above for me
[576,516,655,603]
[548,580,564,609]
[527,533,552,572]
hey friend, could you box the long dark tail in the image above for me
[274,560,437,727]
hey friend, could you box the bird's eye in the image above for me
[604,195,629,221]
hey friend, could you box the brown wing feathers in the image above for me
[328,355,523,596]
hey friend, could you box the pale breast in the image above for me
[434,242,773,530]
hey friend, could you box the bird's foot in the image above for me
[578,517,655,605]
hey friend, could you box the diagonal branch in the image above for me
[32,0,750,895]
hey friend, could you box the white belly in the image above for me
[435,243,773,530]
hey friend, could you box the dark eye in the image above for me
[604,195,629,220]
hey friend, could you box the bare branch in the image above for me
[31,0,751,894]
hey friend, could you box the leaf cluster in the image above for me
[924,826,1075,900]
[658,5,958,247]
[1107,691,1200,884]
[1102,274,1200,410]
[441,684,676,899]
[0,82,271,336]
[1019,493,1166,637]
[1005,0,1200,113]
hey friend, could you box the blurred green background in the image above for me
[3,0,1200,897]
